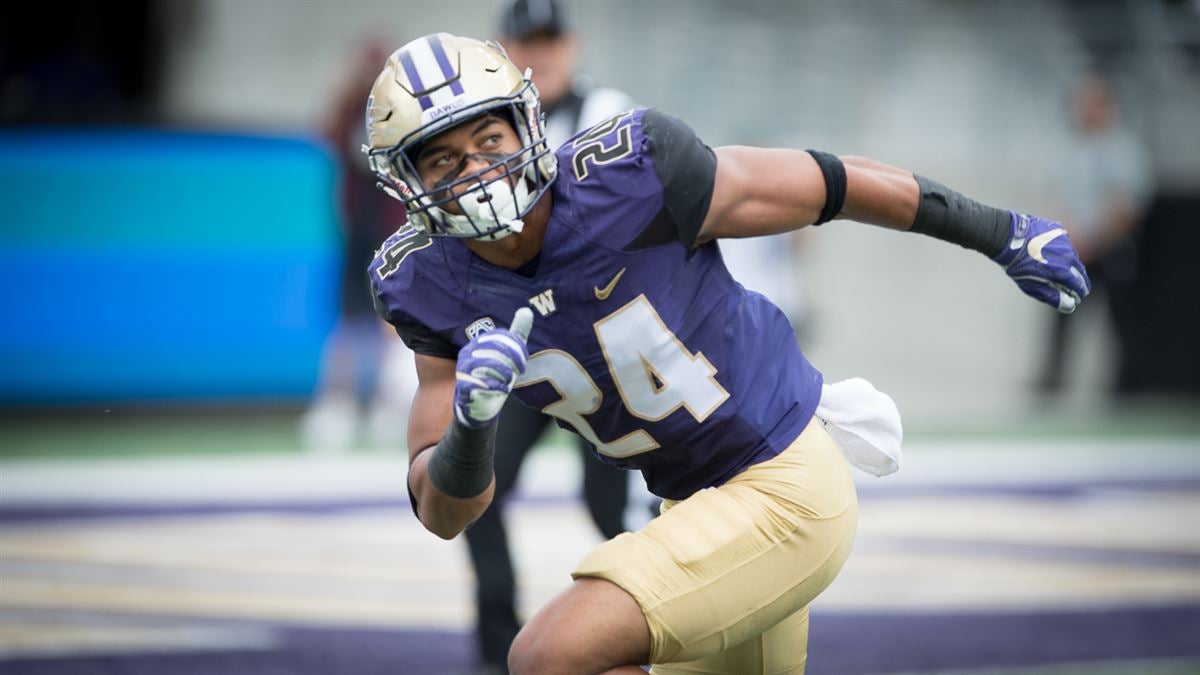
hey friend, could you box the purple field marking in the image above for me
[2,496,1193,570]
[0,606,1198,674]
[0,476,1197,524]
[806,606,1200,673]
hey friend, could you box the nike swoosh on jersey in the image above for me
[1027,228,1067,263]
[594,267,626,300]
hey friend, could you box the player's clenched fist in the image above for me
[454,307,535,428]
[993,213,1092,314]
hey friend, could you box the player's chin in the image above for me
[436,188,471,216]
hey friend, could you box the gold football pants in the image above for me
[572,418,858,674]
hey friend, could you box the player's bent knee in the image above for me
[507,626,560,675]
[508,577,650,675]
[507,619,593,675]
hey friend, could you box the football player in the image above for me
[365,34,1089,675]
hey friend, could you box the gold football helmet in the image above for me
[364,33,557,240]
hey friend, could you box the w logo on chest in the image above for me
[529,289,557,317]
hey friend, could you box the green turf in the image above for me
[0,410,309,459]
[1,403,1197,460]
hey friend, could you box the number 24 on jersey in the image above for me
[517,294,728,459]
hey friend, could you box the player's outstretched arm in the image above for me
[699,146,1090,313]
[406,308,534,540]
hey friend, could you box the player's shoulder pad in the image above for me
[559,108,643,184]
[370,224,434,285]
[369,224,437,328]
[640,109,717,248]
[560,107,711,183]
[368,225,459,360]
[639,108,716,193]
[557,108,716,249]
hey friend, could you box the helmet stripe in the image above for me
[398,49,434,111]
[405,37,461,113]
[426,35,465,97]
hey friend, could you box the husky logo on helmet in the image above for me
[364,33,558,241]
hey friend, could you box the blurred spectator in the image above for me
[457,1,641,672]
[301,42,413,450]
[1039,74,1152,397]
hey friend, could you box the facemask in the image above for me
[439,177,531,241]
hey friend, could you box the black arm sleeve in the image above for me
[911,175,1010,259]
[627,109,717,250]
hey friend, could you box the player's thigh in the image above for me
[651,606,809,675]
[573,419,856,667]
[508,576,650,675]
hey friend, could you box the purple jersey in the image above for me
[371,108,822,499]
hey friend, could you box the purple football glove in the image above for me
[454,308,534,429]
[992,212,1091,314]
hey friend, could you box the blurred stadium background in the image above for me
[2,1,1199,673]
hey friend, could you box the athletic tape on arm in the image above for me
[426,419,498,499]
[910,175,1010,258]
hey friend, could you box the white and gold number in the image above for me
[571,111,635,181]
[519,350,659,459]
[517,295,729,459]
[596,295,728,422]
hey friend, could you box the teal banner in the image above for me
[0,130,342,405]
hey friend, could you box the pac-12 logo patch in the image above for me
[466,317,496,341]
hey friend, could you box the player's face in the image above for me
[413,114,523,213]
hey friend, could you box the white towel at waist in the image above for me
[815,378,903,477]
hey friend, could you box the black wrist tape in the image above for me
[806,150,847,225]
[426,419,497,499]
[911,175,1010,258]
